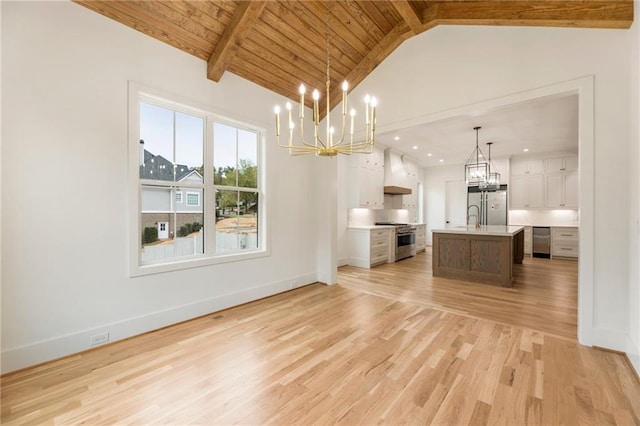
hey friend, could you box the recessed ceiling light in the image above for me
[439,159,444,163]
[523,148,529,152]
[427,153,432,157]
[394,136,400,141]
[412,145,418,150]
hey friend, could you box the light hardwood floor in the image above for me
[339,248,578,340]
[2,251,639,425]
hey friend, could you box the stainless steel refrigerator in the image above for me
[467,185,508,226]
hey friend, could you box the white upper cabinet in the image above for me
[510,154,578,210]
[511,158,544,175]
[511,174,544,209]
[544,155,578,174]
[402,157,419,210]
[348,147,385,209]
[546,172,578,208]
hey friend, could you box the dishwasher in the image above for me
[532,227,551,258]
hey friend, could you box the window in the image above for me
[130,83,265,275]
[186,192,200,207]
[214,123,259,253]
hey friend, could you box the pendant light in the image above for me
[464,126,489,186]
[484,142,501,189]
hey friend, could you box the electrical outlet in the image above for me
[90,332,109,346]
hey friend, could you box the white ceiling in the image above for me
[377,94,579,168]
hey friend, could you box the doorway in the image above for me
[445,180,467,226]
[157,221,169,239]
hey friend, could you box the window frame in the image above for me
[128,82,268,277]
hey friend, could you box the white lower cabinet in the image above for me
[551,227,579,258]
[414,224,426,253]
[348,228,393,268]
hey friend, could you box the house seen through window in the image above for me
[136,93,262,271]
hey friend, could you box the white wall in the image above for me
[348,17,638,356]
[336,156,349,266]
[3,1,639,375]
[628,1,640,374]
[1,2,323,372]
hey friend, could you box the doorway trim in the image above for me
[378,75,595,346]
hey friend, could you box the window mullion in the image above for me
[204,115,216,256]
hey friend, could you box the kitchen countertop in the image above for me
[431,225,525,237]
[348,225,396,230]
[511,224,579,228]
[348,223,426,230]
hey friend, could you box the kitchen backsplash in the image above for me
[348,208,411,226]
[509,209,579,227]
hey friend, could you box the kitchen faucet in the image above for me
[467,204,481,229]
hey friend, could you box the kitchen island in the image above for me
[432,225,525,287]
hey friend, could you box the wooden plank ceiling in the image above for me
[75,1,633,112]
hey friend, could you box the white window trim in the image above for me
[176,191,183,204]
[128,81,268,277]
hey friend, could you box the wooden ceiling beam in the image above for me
[426,1,634,29]
[389,0,424,34]
[207,1,267,82]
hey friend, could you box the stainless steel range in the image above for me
[376,222,416,261]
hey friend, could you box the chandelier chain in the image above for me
[326,2,330,85]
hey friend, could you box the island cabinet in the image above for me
[347,227,394,268]
[432,226,525,287]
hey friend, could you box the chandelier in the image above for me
[273,3,377,157]
[464,126,489,186]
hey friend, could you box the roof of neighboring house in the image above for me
[140,149,201,182]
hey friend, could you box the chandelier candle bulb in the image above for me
[299,84,305,118]
[342,81,348,115]
[312,89,320,125]
[371,97,377,134]
[350,109,355,135]
[274,105,280,136]
[286,102,292,129]
[364,95,370,125]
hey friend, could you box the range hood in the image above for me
[383,148,412,195]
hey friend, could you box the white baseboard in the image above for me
[591,327,629,352]
[1,273,316,374]
[337,257,349,267]
[627,335,640,377]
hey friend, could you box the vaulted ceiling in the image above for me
[75,0,633,114]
